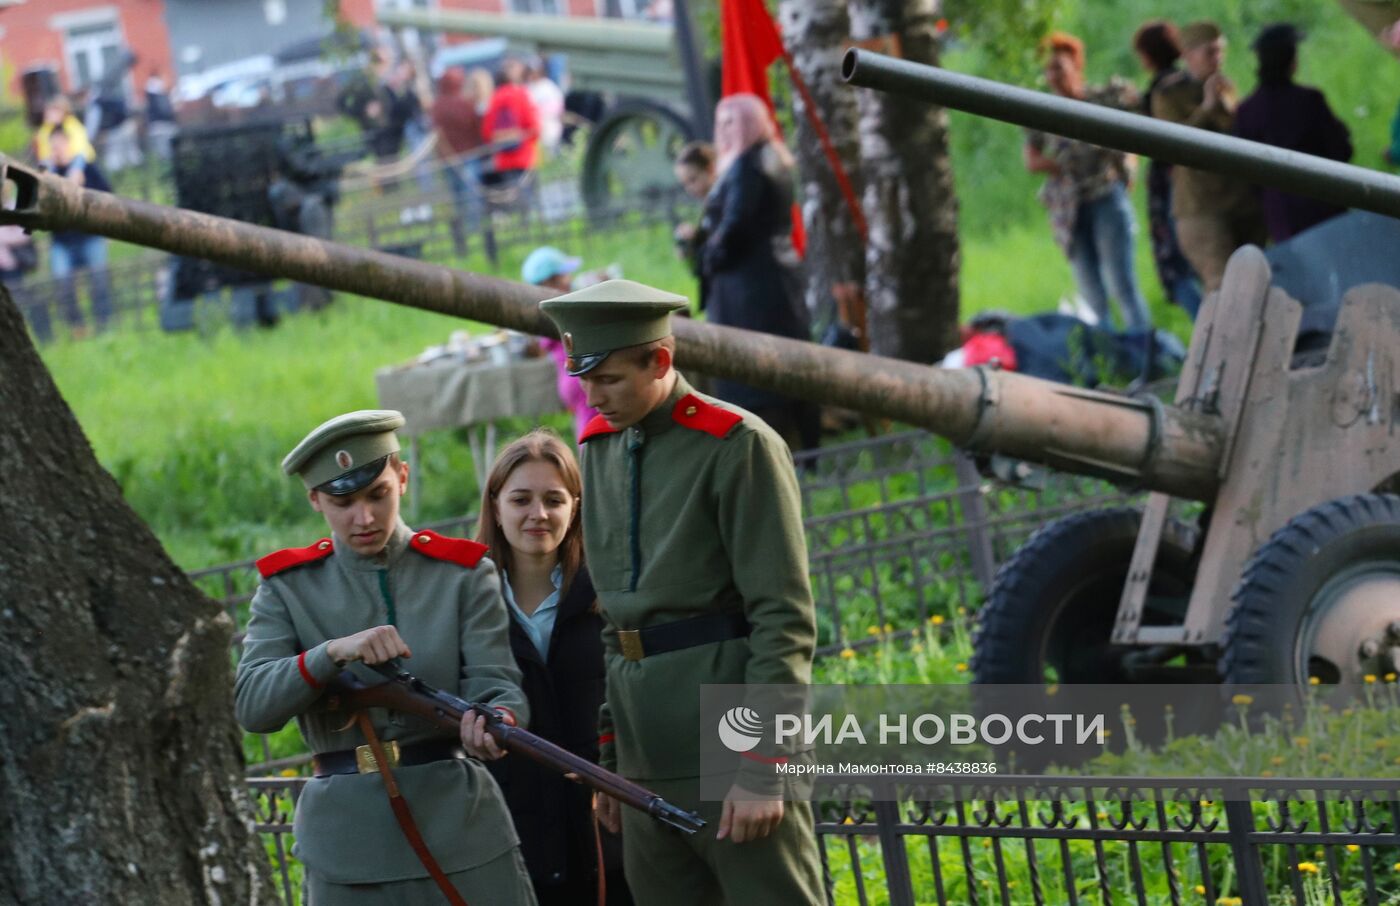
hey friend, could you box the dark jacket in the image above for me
[488,565,627,904]
[700,142,811,412]
[1234,82,1353,242]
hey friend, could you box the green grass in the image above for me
[37,3,1397,572]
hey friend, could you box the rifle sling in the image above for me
[355,712,469,906]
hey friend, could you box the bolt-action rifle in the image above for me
[327,660,704,835]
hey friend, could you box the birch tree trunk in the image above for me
[779,0,866,331]
[0,288,274,904]
[847,0,961,363]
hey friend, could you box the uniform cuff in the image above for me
[297,642,339,690]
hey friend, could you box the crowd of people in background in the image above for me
[1025,18,1357,328]
[9,14,1393,352]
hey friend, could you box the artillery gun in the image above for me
[3,52,1399,690]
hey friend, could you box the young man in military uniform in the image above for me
[235,410,538,905]
[539,281,824,905]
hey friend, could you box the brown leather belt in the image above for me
[313,738,463,777]
[617,610,750,662]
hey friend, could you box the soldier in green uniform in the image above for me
[235,410,538,905]
[539,281,824,905]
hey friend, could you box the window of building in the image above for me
[602,0,649,17]
[509,0,563,14]
[63,17,123,90]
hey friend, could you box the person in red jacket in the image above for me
[481,56,541,203]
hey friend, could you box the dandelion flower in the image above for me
[1231,694,1253,706]
[1294,737,1309,747]
[1297,862,1319,875]
[1386,673,1397,683]
[912,643,924,653]
[1270,756,1285,766]
[840,647,856,660]
[1346,844,1360,853]
[955,663,967,673]
[867,625,880,636]
[930,614,945,626]
[1309,676,1321,686]
[1194,885,1206,895]
[279,768,299,778]
[1365,674,1378,684]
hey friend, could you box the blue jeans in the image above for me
[444,158,484,233]
[1067,184,1151,331]
[49,234,112,333]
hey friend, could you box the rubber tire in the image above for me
[972,507,1198,685]
[581,98,696,212]
[1219,494,1400,686]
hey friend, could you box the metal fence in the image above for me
[246,774,1400,905]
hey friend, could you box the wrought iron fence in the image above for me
[245,774,1400,905]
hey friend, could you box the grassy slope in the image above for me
[39,3,1397,570]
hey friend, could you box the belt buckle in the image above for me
[618,629,645,662]
[355,739,401,774]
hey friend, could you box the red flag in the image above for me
[721,0,784,105]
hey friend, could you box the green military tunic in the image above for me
[235,519,535,900]
[579,373,824,904]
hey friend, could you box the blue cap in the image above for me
[522,246,582,286]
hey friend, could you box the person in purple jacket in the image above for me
[1234,23,1354,242]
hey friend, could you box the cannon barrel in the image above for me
[842,49,1400,220]
[0,156,1224,499]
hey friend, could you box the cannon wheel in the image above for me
[1220,494,1400,686]
[581,99,696,212]
[972,507,1199,685]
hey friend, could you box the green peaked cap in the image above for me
[282,409,405,494]
[538,278,688,375]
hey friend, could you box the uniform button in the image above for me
[685,405,697,416]
[417,534,432,544]
[317,540,331,550]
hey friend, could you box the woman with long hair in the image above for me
[476,428,631,906]
[701,93,818,450]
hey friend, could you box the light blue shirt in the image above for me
[501,564,563,660]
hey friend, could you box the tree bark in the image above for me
[847,0,961,363]
[0,288,274,903]
[778,0,866,330]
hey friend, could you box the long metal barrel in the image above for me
[842,49,1400,220]
[0,156,1223,499]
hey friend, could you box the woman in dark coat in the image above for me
[701,92,819,450]
[477,429,631,906]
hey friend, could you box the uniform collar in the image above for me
[634,372,693,438]
[332,519,413,571]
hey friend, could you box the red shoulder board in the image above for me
[409,529,487,568]
[672,393,742,439]
[578,413,619,443]
[256,539,334,579]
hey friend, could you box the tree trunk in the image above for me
[847,0,961,363]
[0,288,274,903]
[778,0,866,331]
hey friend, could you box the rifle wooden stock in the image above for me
[325,664,705,835]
